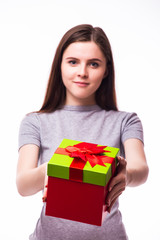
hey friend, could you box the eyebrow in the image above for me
[65,57,103,62]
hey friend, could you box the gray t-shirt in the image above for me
[18,105,144,240]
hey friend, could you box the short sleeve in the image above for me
[121,112,144,144]
[18,113,41,150]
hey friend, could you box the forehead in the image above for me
[63,41,106,60]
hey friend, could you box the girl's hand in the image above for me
[16,145,48,196]
[105,156,127,212]
[42,164,48,202]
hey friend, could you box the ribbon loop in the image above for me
[65,142,109,168]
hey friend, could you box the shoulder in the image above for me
[20,111,60,131]
[103,109,140,123]
[107,110,143,129]
[115,110,144,144]
[20,112,41,128]
[117,111,143,128]
[18,112,42,150]
[21,111,55,124]
[105,110,144,146]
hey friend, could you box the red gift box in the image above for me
[44,139,119,226]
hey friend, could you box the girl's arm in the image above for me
[106,138,149,212]
[16,144,47,196]
[125,138,149,186]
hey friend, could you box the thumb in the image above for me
[117,156,127,172]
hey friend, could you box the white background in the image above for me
[0,0,160,239]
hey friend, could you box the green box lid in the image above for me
[48,139,119,187]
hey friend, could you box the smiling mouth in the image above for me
[74,81,89,87]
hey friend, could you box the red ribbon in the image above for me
[55,142,114,182]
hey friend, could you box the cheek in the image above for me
[61,66,75,82]
[91,71,105,85]
[61,65,68,86]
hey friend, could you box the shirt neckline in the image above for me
[61,105,102,112]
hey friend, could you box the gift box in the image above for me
[45,139,119,226]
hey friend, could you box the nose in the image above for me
[77,64,88,78]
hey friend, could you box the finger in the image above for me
[107,192,122,213]
[44,163,48,187]
[105,189,123,212]
[117,156,127,171]
[105,156,127,211]
[42,182,48,202]
[42,164,48,202]
[117,156,127,165]
[106,185,125,206]
[44,175,48,187]
[108,172,126,193]
[108,157,127,191]
[42,177,48,202]
[110,187,125,203]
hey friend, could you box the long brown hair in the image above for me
[39,24,118,112]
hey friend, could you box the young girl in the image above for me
[16,24,149,240]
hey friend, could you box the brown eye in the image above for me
[69,60,77,65]
[90,62,99,68]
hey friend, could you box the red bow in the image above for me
[65,143,110,167]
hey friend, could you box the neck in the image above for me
[65,95,96,106]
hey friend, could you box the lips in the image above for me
[74,81,89,87]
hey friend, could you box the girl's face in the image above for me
[61,41,107,105]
